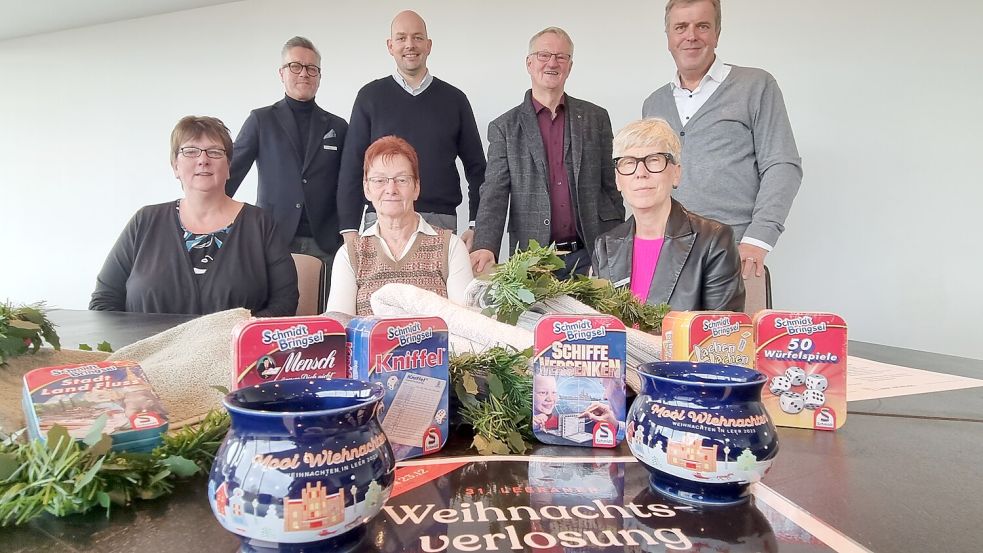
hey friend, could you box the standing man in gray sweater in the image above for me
[643,0,802,279]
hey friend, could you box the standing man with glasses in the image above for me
[227,36,347,277]
[336,10,486,244]
[643,0,802,279]
[471,27,624,278]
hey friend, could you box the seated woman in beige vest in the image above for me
[325,136,474,315]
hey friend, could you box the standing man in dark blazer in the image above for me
[470,27,624,277]
[226,36,347,275]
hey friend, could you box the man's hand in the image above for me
[579,402,617,428]
[738,243,768,279]
[460,228,475,251]
[470,249,496,275]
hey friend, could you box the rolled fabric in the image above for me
[370,283,533,353]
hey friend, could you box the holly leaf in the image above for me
[160,455,200,477]
[515,288,536,304]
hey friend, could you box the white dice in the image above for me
[784,366,806,386]
[806,374,828,391]
[770,375,792,395]
[803,389,826,409]
[779,392,805,414]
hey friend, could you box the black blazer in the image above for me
[227,98,348,254]
[592,199,745,311]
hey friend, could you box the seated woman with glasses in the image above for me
[592,118,744,311]
[90,116,298,316]
[325,136,473,315]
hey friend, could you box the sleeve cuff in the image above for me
[740,236,773,252]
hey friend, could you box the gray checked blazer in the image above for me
[473,90,624,257]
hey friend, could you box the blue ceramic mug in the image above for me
[209,378,395,551]
[627,362,779,505]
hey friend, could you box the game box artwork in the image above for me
[231,316,348,390]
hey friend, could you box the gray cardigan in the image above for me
[90,202,298,316]
[642,65,802,247]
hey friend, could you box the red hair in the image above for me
[363,136,420,179]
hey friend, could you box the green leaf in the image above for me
[83,414,108,447]
[78,343,93,351]
[471,435,491,455]
[96,491,111,509]
[74,457,105,491]
[507,432,526,454]
[486,373,504,398]
[515,289,535,304]
[462,372,479,395]
[488,438,511,455]
[15,308,44,325]
[88,435,113,458]
[96,341,113,353]
[7,319,40,331]
[210,385,230,396]
[46,425,73,455]
[0,453,19,480]
[160,456,200,478]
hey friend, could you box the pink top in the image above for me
[630,236,665,302]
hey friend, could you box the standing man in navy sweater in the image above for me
[337,10,486,248]
[227,36,347,275]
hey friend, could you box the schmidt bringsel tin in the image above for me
[231,316,347,391]
[532,315,627,448]
[347,317,449,461]
[662,311,754,368]
[754,310,848,431]
[22,361,168,452]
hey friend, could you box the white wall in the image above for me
[2,0,981,360]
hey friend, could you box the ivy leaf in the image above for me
[486,373,505,398]
[160,456,200,478]
[96,341,113,353]
[83,414,108,447]
[0,453,19,480]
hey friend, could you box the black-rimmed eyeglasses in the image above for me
[282,62,321,77]
[613,153,677,175]
[528,50,572,64]
[179,147,227,159]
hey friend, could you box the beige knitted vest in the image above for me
[346,229,451,315]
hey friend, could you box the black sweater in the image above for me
[337,77,486,229]
[90,202,298,316]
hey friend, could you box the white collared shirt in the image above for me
[670,57,771,252]
[325,215,474,315]
[391,70,434,96]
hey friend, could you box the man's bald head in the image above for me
[387,10,432,79]
[391,10,428,36]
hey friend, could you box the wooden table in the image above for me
[6,310,982,552]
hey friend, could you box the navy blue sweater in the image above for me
[337,77,486,230]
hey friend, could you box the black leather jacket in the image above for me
[592,199,745,311]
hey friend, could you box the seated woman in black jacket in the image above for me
[592,118,744,311]
[90,116,298,316]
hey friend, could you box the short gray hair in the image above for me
[528,26,574,56]
[281,36,321,64]
[664,0,721,36]
[613,118,681,162]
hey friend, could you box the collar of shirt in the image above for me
[392,70,434,96]
[360,214,436,260]
[531,94,566,118]
[671,55,730,93]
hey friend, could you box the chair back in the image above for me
[291,253,326,316]
[742,265,773,316]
